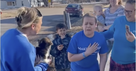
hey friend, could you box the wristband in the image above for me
[82,52,86,58]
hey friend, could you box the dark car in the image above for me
[65,4,84,17]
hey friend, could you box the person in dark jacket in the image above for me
[50,23,71,71]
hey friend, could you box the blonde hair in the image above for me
[93,5,103,15]
[93,5,103,11]
[15,7,42,29]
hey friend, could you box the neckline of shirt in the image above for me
[16,28,28,39]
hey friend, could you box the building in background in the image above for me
[0,0,38,9]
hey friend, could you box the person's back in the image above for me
[1,29,36,71]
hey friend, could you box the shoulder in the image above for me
[104,7,110,13]
[66,34,71,39]
[97,15,104,19]
[115,16,126,21]
[117,5,124,12]
[118,5,124,9]
[95,32,106,41]
[70,31,83,42]
[53,34,59,40]
[17,39,34,52]
[72,31,83,39]
[1,29,16,37]
[52,34,60,43]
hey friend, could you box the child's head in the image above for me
[82,13,97,36]
[93,5,103,16]
[56,23,67,37]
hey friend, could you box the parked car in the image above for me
[65,4,84,17]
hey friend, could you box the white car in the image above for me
[38,2,44,7]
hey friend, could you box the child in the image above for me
[93,5,108,32]
[93,5,105,25]
[67,14,108,71]
[50,23,71,71]
[35,37,55,71]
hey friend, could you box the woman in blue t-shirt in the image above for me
[1,7,52,71]
[67,14,108,71]
[102,0,136,71]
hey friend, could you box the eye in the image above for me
[85,22,88,25]
[89,23,93,25]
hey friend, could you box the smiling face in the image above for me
[82,17,97,36]
[57,28,66,37]
[124,3,135,22]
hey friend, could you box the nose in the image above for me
[87,24,91,27]
[125,11,129,16]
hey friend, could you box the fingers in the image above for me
[91,42,99,48]
[88,43,91,47]
[126,31,129,37]
[129,32,135,36]
[125,25,131,35]
[58,44,64,50]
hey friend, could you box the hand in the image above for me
[57,44,64,51]
[126,25,135,42]
[85,42,99,56]
[35,55,43,65]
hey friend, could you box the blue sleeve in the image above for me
[102,17,118,40]
[35,62,49,71]
[67,35,78,54]
[99,37,109,54]
[50,40,60,57]
[97,15,105,25]
[16,46,48,71]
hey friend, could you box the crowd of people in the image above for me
[1,0,135,71]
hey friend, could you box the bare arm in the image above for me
[99,53,107,71]
[68,52,89,62]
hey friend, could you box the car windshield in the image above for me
[67,4,78,8]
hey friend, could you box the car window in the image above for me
[67,4,78,8]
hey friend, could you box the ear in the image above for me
[95,23,98,27]
[31,24,36,30]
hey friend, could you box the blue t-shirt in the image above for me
[67,31,108,71]
[103,16,136,64]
